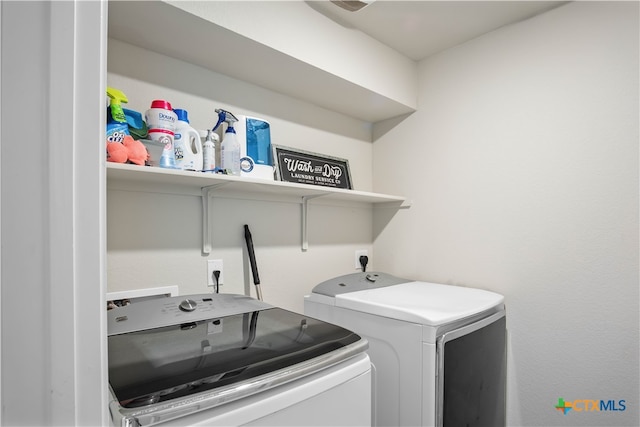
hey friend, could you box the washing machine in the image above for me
[304,272,506,427]
[107,293,372,426]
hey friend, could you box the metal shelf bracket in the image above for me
[202,183,229,254]
[301,194,326,252]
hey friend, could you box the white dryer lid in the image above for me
[334,281,504,326]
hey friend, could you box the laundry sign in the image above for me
[273,145,352,189]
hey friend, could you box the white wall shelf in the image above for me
[105,0,416,253]
[107,163,410,252]
[107,1,416,123]
[107,163,408,204]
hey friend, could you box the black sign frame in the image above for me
[272,145,352,190]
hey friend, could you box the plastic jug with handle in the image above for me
[145,99,177,169]
[173,109,203,171]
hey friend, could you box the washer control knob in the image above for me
[179,299,197,312]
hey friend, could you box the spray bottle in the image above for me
[202,129,218,172]
[106,87,130,139]
[213,109,241,176]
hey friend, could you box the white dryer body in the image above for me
[304,272,506,427]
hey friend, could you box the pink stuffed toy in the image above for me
[106,133,128,163]
[106,133,149,165]
[122,135,148,166]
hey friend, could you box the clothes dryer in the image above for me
[304,272,506,427]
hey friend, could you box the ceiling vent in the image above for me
[331,0,375,12]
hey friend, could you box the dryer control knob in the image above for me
[365,273,379,283]
[179,299,197,312]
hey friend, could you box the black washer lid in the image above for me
[108,298,365,409]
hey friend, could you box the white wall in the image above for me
[373,2,638,426]
[107,40,377,313]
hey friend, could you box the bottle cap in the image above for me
[150,100,173,110]
[174,108,189,123]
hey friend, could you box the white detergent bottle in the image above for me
[213,109,241,176]
[173,109,202,171]
[173,109,203,171]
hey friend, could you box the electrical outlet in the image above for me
[355,250,368,270]
[207,259,224,287]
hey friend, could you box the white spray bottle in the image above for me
[213,109,241,176]
[202,129,218,172]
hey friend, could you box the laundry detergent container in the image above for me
[304,272,506,427]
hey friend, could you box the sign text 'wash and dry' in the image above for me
[273,145,352,189]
